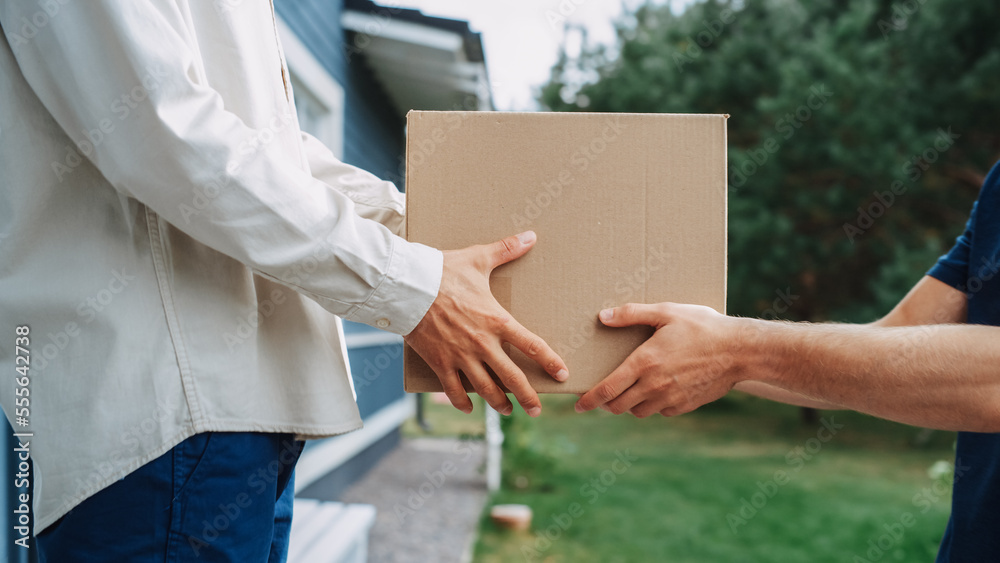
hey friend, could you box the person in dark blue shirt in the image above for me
[576,161,1000,560]
[925,161,1000,561]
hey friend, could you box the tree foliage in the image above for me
[541,0,1000,321]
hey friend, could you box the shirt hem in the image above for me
[34,418,364,535]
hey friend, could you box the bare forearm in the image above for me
[733,381,844,410]
[740,320,1000,431]
[732,317,900,409]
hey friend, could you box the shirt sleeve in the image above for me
[927,201,976,291]
[926,160,1000,291]
[299,131,407,237]
[1,0,441,335]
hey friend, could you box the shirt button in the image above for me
[375,318,390,329]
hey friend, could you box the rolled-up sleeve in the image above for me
[1,0,441,335]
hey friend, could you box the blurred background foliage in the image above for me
[540,0,1000,322]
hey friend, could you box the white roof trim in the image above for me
[342,10,465,56]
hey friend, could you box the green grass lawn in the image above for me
[460,394,955,563]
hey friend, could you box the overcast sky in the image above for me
[391,0,694,110]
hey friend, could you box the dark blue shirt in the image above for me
[927,160,1000,561]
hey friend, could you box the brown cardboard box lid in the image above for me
[404,111,727,394]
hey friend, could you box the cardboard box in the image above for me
[404,111,728,394]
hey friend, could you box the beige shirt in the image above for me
[0,0,442,533]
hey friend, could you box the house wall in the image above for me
[275,0,406,187]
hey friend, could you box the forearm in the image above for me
[740,320,1000,431]
[732,317,892,409]
[733,381,844,410]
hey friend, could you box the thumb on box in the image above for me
[600,303,666,328]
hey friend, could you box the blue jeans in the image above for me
[37,432,304,562]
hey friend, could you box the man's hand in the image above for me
[575,288,1000,432]
[405,231,569,417]
[575,303,742,418]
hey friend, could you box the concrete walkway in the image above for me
[339,437,489,563]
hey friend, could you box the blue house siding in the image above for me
[344,335,406,419]
[273,0,348,83]
[342,59,406,185]
[275,0,406,186]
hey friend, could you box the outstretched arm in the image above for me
[732,276,967,409]
[575,278,1000,432]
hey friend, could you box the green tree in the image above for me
[541,0,1000,323]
